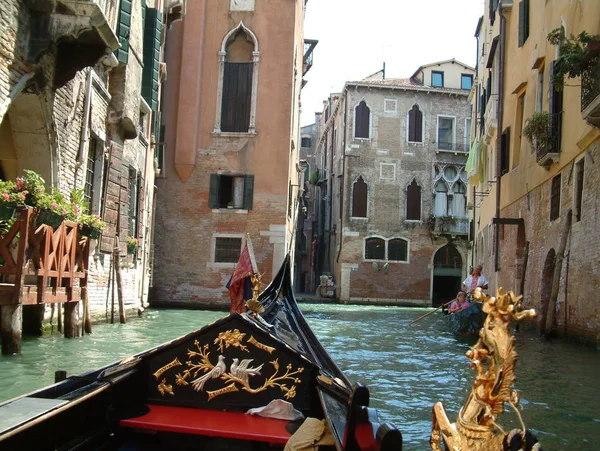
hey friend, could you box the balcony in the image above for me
[29,0,119,86]
[430,217,469,236]
[581,56,600,127]
[536,112,562,168]
[436,142,470,154]
[484,94,498,144]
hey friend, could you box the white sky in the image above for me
[300,0,485,126]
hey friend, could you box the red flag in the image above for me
[228,237,258,313]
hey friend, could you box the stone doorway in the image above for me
[432,244,463,307]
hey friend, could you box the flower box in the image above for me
[0,204,18,221]
[79,224,102,239]
[35,209,64,229]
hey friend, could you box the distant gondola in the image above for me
[0,256,401,450]
[443,301,487,336]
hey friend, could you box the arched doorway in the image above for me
[432,244,463,306]
[539,249,556,333]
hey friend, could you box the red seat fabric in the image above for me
[120,404,292,444]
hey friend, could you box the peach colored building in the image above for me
[152,0,308,307]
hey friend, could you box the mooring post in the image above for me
[1,304,23,355]
[63,302,80,338]
[55,370,67,383]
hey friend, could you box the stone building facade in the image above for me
[0,0,172,328]
[471,0,600,345]
[152,0,308,308]
[311,61,475,306]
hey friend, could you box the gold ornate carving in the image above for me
[153,357,182,380]
[248,335,275,354]
[166,334,304,402]
[214,329,249,353]
[207,383,240,401]
[430,288,537,451]
[157,378,174,396]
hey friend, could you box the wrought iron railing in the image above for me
[581,57,600,112]
[536,112,562,163]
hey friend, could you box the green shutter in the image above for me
[115,0,132,64]
[209,175,220,209]
[142,8,163,111]
[243,175,254,210]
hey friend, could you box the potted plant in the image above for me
[424,215,436,232]
[127,236,138,255]
[523,111,551,151]
[548,28,600,89]
[78,214,106,239]
[0,180,19,220]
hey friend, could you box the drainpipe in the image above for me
[336,94,348,264]
[494,11,506,272]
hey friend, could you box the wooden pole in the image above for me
[110,260,115,324]
[57,303,62,332]
[544,209,572,337]
[63,301,80,338]
[82,240,92,334]
[115,196,126,324]
[408,299,455,326]
[106,253,113,323]
[1,304,22,355]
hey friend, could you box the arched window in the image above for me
[406,179,421,220]
[451,182,466,218]
[434,180,448,217]
[388,238,408,262]
[354,101,370,138]
[215,22,259,133]
[352,176,367,217]
[365,237,384,260]
[408,105,423,142]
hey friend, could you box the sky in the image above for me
[300,0,485,126]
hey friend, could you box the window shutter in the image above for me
[518,0,529,47]
[352,177,367,218]
[221,63,252,132]
[243,174,254,210]
[142,8,163,111]
[209,174,220,209]
[415,108,422,142]
[500,128,510,175]
[355,102,369,138]
[115,0,132,64]
[548,62,563,153]
[406,180,421,220]
[137,175,145,239]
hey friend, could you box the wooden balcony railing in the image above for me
[0,208,90,306]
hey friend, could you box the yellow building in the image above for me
[470,0,600,345]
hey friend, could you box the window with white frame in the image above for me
[408,105,423,143]
[354,101,370,139]
[209,174,254,209]
[364,237,409,262]
[215,22,259,134]
[437,116,455,150]
[464,118,471,151]
[214,236,242,263]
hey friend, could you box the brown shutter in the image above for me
[406,180,421,220]
[221,63,252,132]
[137,175,144,239]
[355,101,369,138]
[243,174,254,210]
[352,176,367,217]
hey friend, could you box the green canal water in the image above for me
[1,305,599,450]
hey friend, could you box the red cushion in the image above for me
[120,404,292,444]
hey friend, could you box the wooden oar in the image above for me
[408,299,454,326]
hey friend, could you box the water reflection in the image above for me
[1,305,599,450]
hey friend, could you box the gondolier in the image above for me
[461,265,489,297]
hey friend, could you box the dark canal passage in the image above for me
[1,305,599,450]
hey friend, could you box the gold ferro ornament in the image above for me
[430,288,538,451]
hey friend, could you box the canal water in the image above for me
[1,305,599,450]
